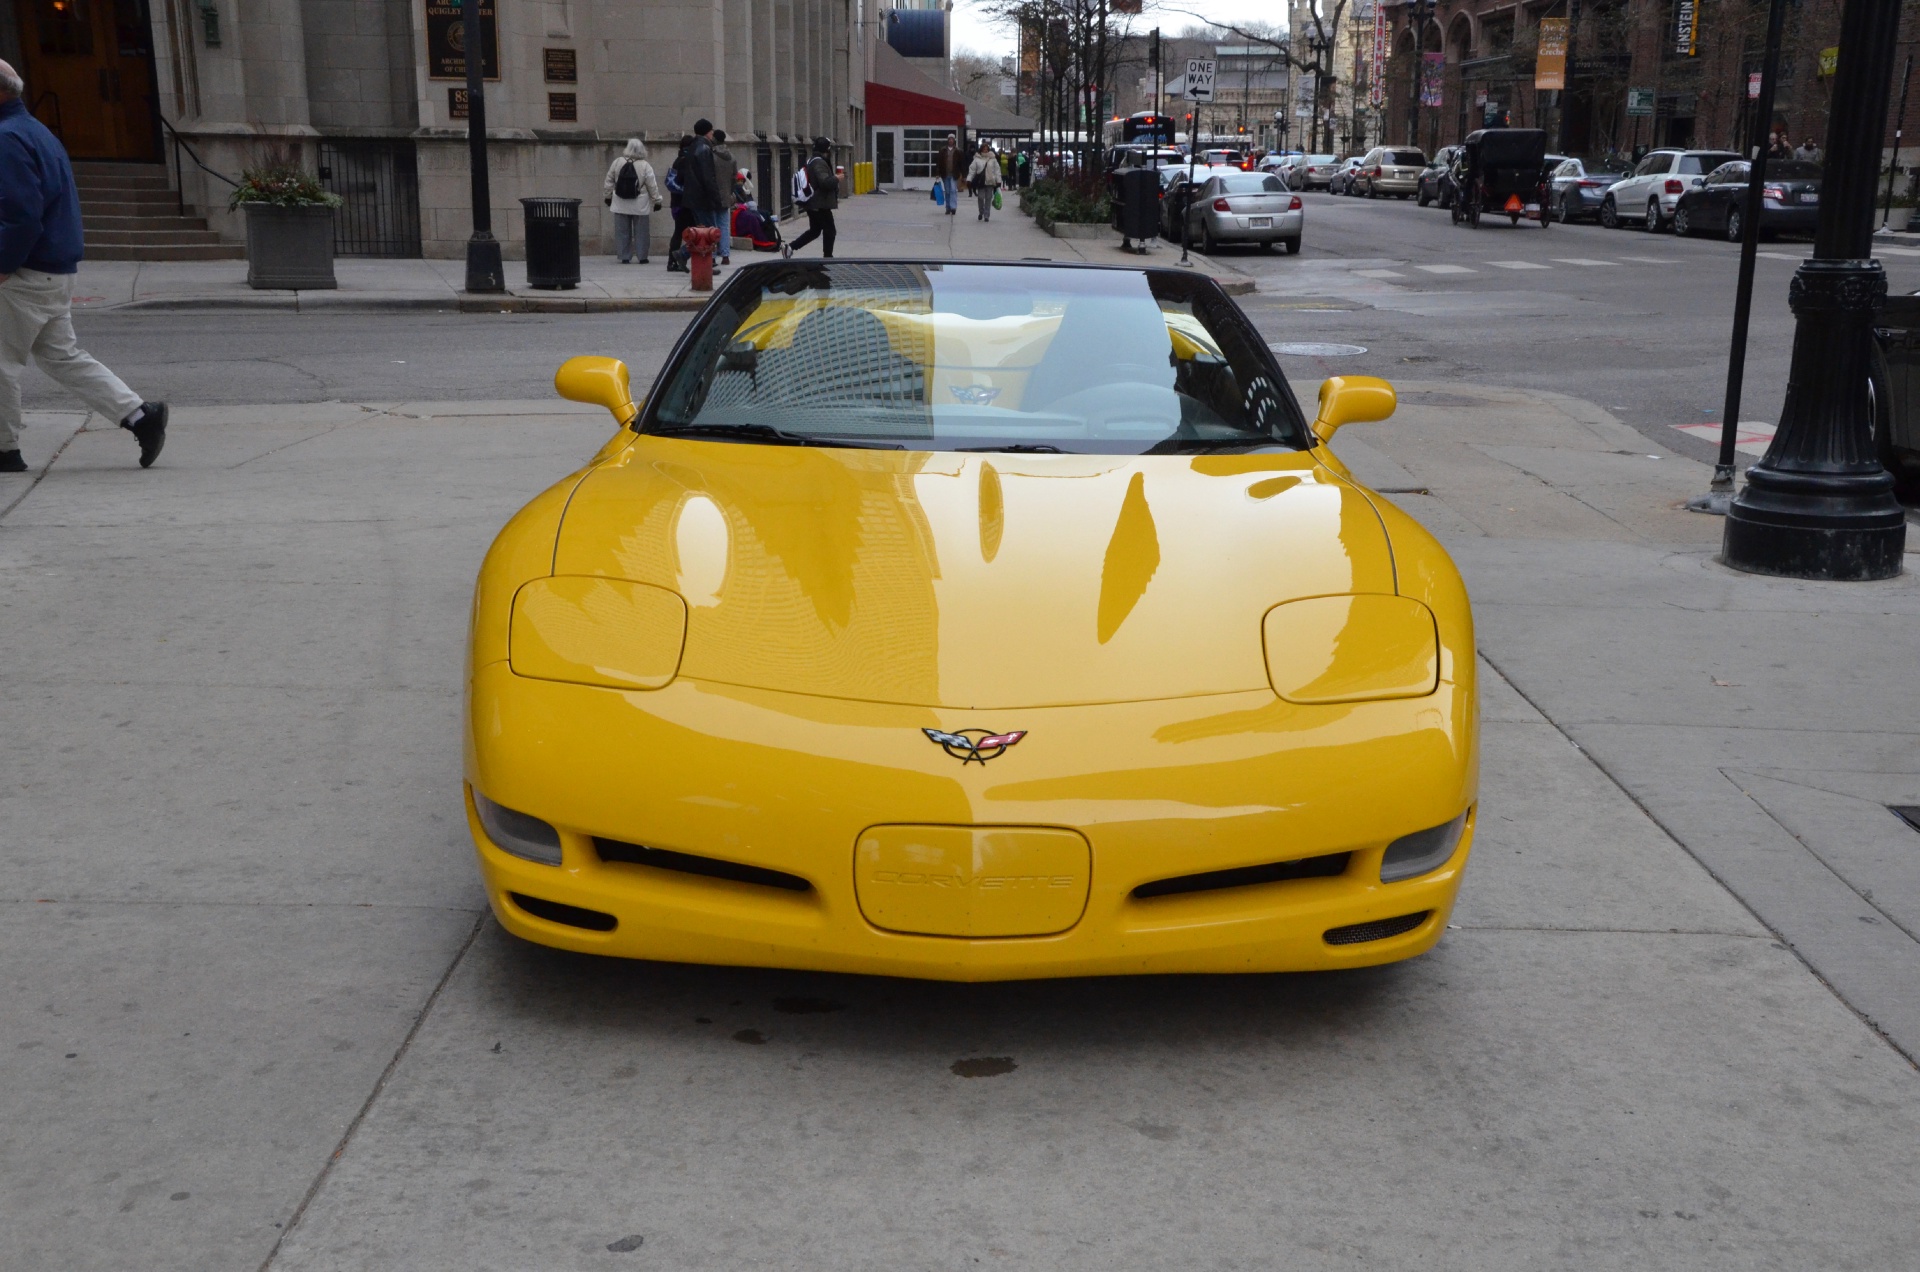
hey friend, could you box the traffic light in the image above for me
[1149,27,1160,73]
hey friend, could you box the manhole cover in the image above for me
[1270,341,1368,357]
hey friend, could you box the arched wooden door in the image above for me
[15,0,160,161]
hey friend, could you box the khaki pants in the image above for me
[0,268,144,452]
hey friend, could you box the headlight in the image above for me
[1380,811,1467,882]
[1262,594,1440,704]
[472,790,563,865]
[509,576,687,690]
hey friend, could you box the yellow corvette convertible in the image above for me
[465,261,1476,980]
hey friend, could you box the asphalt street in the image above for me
[46,188,1920,472]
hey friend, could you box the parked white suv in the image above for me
[1601,148,1741,231]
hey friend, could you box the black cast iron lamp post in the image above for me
[1721,0,1906,579]
[1404,0,1433,149]
[462,0,504,294]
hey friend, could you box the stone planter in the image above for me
[244,204,338,290]
[1039,217,1109,240]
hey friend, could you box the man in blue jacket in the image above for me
[0,59,166,472]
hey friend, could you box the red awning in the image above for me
[865,81,966,129]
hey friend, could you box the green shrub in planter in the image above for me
[232,164,344,290]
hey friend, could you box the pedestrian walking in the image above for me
[0,59,165,473]
[781,137,841,259]
[1014,150,1031,188]
[711,129,738,265]
[1794,137,1823,163]
[967,140,1002,222]
[936,133,962,215]
[602,138,663,265]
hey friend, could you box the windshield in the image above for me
[645,262,1308,455]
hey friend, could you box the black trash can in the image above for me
[521,197,582,290]
[1116,168,1160,241]
[1871,293,1920,497]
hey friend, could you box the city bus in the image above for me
[1101,112,1179,150]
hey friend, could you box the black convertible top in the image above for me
[1465,128,1548,169]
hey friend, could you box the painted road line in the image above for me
[1353,269,1408,279]
[1616,256,1679,264]
[1486,260,1552,269]
[1756,251,1802,260]
[1875,245,1920,257]
[1551,257,1614,266]
[1415,264,1477,274]
[1673,421,1775,457]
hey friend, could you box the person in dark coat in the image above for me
[667,135,696,271]
[0,58,166,471]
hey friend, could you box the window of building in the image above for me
[903,128,939,179]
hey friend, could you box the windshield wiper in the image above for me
[649,422,904,450]
[955,443,1068,453]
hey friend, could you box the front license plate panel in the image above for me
[855,826,1091,937]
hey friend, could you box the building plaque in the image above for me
[548,92,578,122]
[544,47,578,83]
[448,86,470,119]
[427,1,500,81]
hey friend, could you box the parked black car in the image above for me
[1672,159,1822,241]
[1417,145,1464,207]
[1548,156,1632,223]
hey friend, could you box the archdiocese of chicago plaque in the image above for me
[426,1,499,80]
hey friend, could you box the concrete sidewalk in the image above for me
[4,374,1919,1269]
[71,192,1253,315]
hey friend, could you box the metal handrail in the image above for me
[29,90,61,139]
[160,118,239,217]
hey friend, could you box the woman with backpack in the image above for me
[602,139,663,264]
[781,137,841,259]
[966,139,1002,222]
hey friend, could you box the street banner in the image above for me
[1184,58,1216,102]
[1420,52,1444,107]
[1370,8,1388,107]
[1675,0,1699,58]
[1626,86,1655,117]
[1819,46,1839,76]
[1749,71,1762,99]
[1535,17,1567,91]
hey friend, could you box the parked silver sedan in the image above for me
[1185,171,1304,254]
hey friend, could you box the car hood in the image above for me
[552,437,1397,708]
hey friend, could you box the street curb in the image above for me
[93,293,712,315]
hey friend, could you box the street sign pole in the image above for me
[1178,58,1215,269]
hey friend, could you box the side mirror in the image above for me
[1692,177,1705,187]
[1312,375,1397,446]
[555,356,639,427]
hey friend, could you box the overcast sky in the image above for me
[949,0,1288,60]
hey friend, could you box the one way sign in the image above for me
[1184,58,1216,102]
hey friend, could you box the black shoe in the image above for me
[0,449,25,473]
[123,401,168,468]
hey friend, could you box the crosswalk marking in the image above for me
[1551,257,1614,266]
[1756,251,1801,260]
[1875,245,1920,257]
[1415,264,1477,274]
[1353,268,1408,279]
[1485,260,1552,270]
[1616,256,1678,264]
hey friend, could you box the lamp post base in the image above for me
[465,233,505,294]
[1722,471,1906,579]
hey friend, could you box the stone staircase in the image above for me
[75,161,244,262]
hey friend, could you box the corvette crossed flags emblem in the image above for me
[923,728,1028,764]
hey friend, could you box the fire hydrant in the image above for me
[683,225,720,292]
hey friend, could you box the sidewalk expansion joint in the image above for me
[257,911,486,1272]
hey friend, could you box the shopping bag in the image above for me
[933,182,945,206]
[993,188,1003,210]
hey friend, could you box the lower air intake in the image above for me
[509,892,618,932]
[1133,852,1350,900]
[594,838,811,892]
[1324,910,1431,946]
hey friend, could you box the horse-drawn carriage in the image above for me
[1448,128,1551,228]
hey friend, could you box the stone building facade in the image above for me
[1,0,860,257]
[1383,0,1920,162]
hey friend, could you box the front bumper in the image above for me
[466,663,1477,980]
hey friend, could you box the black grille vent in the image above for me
[1324,911,1431,946]
[509,893,617,932]
[594,839,811,892]
[1133,852,1350,900]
